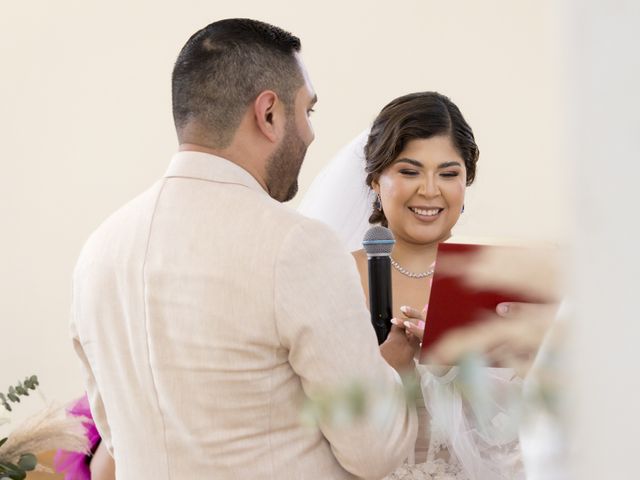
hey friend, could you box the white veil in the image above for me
[297,129,375,252]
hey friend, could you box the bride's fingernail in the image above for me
[400,306,409,313]
[391,318,399,325]
[497,303,510,315]
[417,320,426,330]
[403,321,413,329]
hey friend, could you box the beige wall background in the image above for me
[1,1,568,412]
[567,1,640,478]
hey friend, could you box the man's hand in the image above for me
[380,324,420,374]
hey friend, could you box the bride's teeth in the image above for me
[411,207,440,216]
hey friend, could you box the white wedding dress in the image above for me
[298,131,525,480]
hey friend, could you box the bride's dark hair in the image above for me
[364,91,479,226]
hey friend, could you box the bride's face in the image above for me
[373,135,467,246]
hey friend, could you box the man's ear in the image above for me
[254,90,282,143]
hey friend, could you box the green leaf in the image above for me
[17,454,36,472]
[2,375,39,413]
[0,462,25,480]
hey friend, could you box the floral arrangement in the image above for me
[0,376,88,480]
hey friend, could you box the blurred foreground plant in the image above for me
[0,376,88,479]
[300,373,420,428]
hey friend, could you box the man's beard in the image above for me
[265,120,308,202]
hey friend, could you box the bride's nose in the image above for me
[418,175,440,198]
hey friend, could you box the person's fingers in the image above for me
[496,302,558,330]
[496,301,536,317]
[439,247,563,302]
[390,318,406,331]
[400,305,425,322]
[403,320,425,341]
[426,316,512,364]
[427,310,549,367]
[399,305,426,344]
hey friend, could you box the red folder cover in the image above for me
[419,242,535,363]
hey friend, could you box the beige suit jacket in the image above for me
[71,151,417,479]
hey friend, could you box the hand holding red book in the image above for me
[419,242,561,371]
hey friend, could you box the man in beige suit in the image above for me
[71,19,417,479]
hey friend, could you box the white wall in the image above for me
[567,1,640,478]
[0,1,567,409]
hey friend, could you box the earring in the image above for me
[461,204,465,214]
[374,194,382,211]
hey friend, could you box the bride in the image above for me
[299,91,524,480]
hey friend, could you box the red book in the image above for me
[419,242,538,363]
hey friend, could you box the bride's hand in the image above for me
[394,305,426,343]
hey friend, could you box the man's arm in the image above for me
[274,219,417,479]
[71,313,113,457]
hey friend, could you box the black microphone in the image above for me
[362,226,395,344]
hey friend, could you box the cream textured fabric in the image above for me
[71,151,417,480]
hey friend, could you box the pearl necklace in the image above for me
[389,256,435,279]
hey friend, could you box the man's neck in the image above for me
[178,142,269,193]
[179,142,225,156]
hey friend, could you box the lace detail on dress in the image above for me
[384,366,525,480]
[383,458,467,480]
[383,385,468,480]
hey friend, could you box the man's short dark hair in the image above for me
[172,19,303,147]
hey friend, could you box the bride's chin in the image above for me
[401,234,444,248]
[402,227,451,245]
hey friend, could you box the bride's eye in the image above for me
[440,171,459,178]
[399,169,419,176]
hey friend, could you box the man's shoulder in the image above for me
[74,180,164,269]
[246,191,340,241]
[270,209,353,268]
[277,208,344,245]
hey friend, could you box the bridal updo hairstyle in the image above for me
[364,92,479,227]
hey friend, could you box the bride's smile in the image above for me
[408,206,444,221]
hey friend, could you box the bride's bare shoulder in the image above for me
[351,248,366,261]
[350,249,369,295]
[351,249,367,272]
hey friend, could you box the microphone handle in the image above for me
[368,256,393,345]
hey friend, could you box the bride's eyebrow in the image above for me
[438,161,463,169]
[394,158,423,167]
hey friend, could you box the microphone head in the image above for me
[363,225,395,256]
